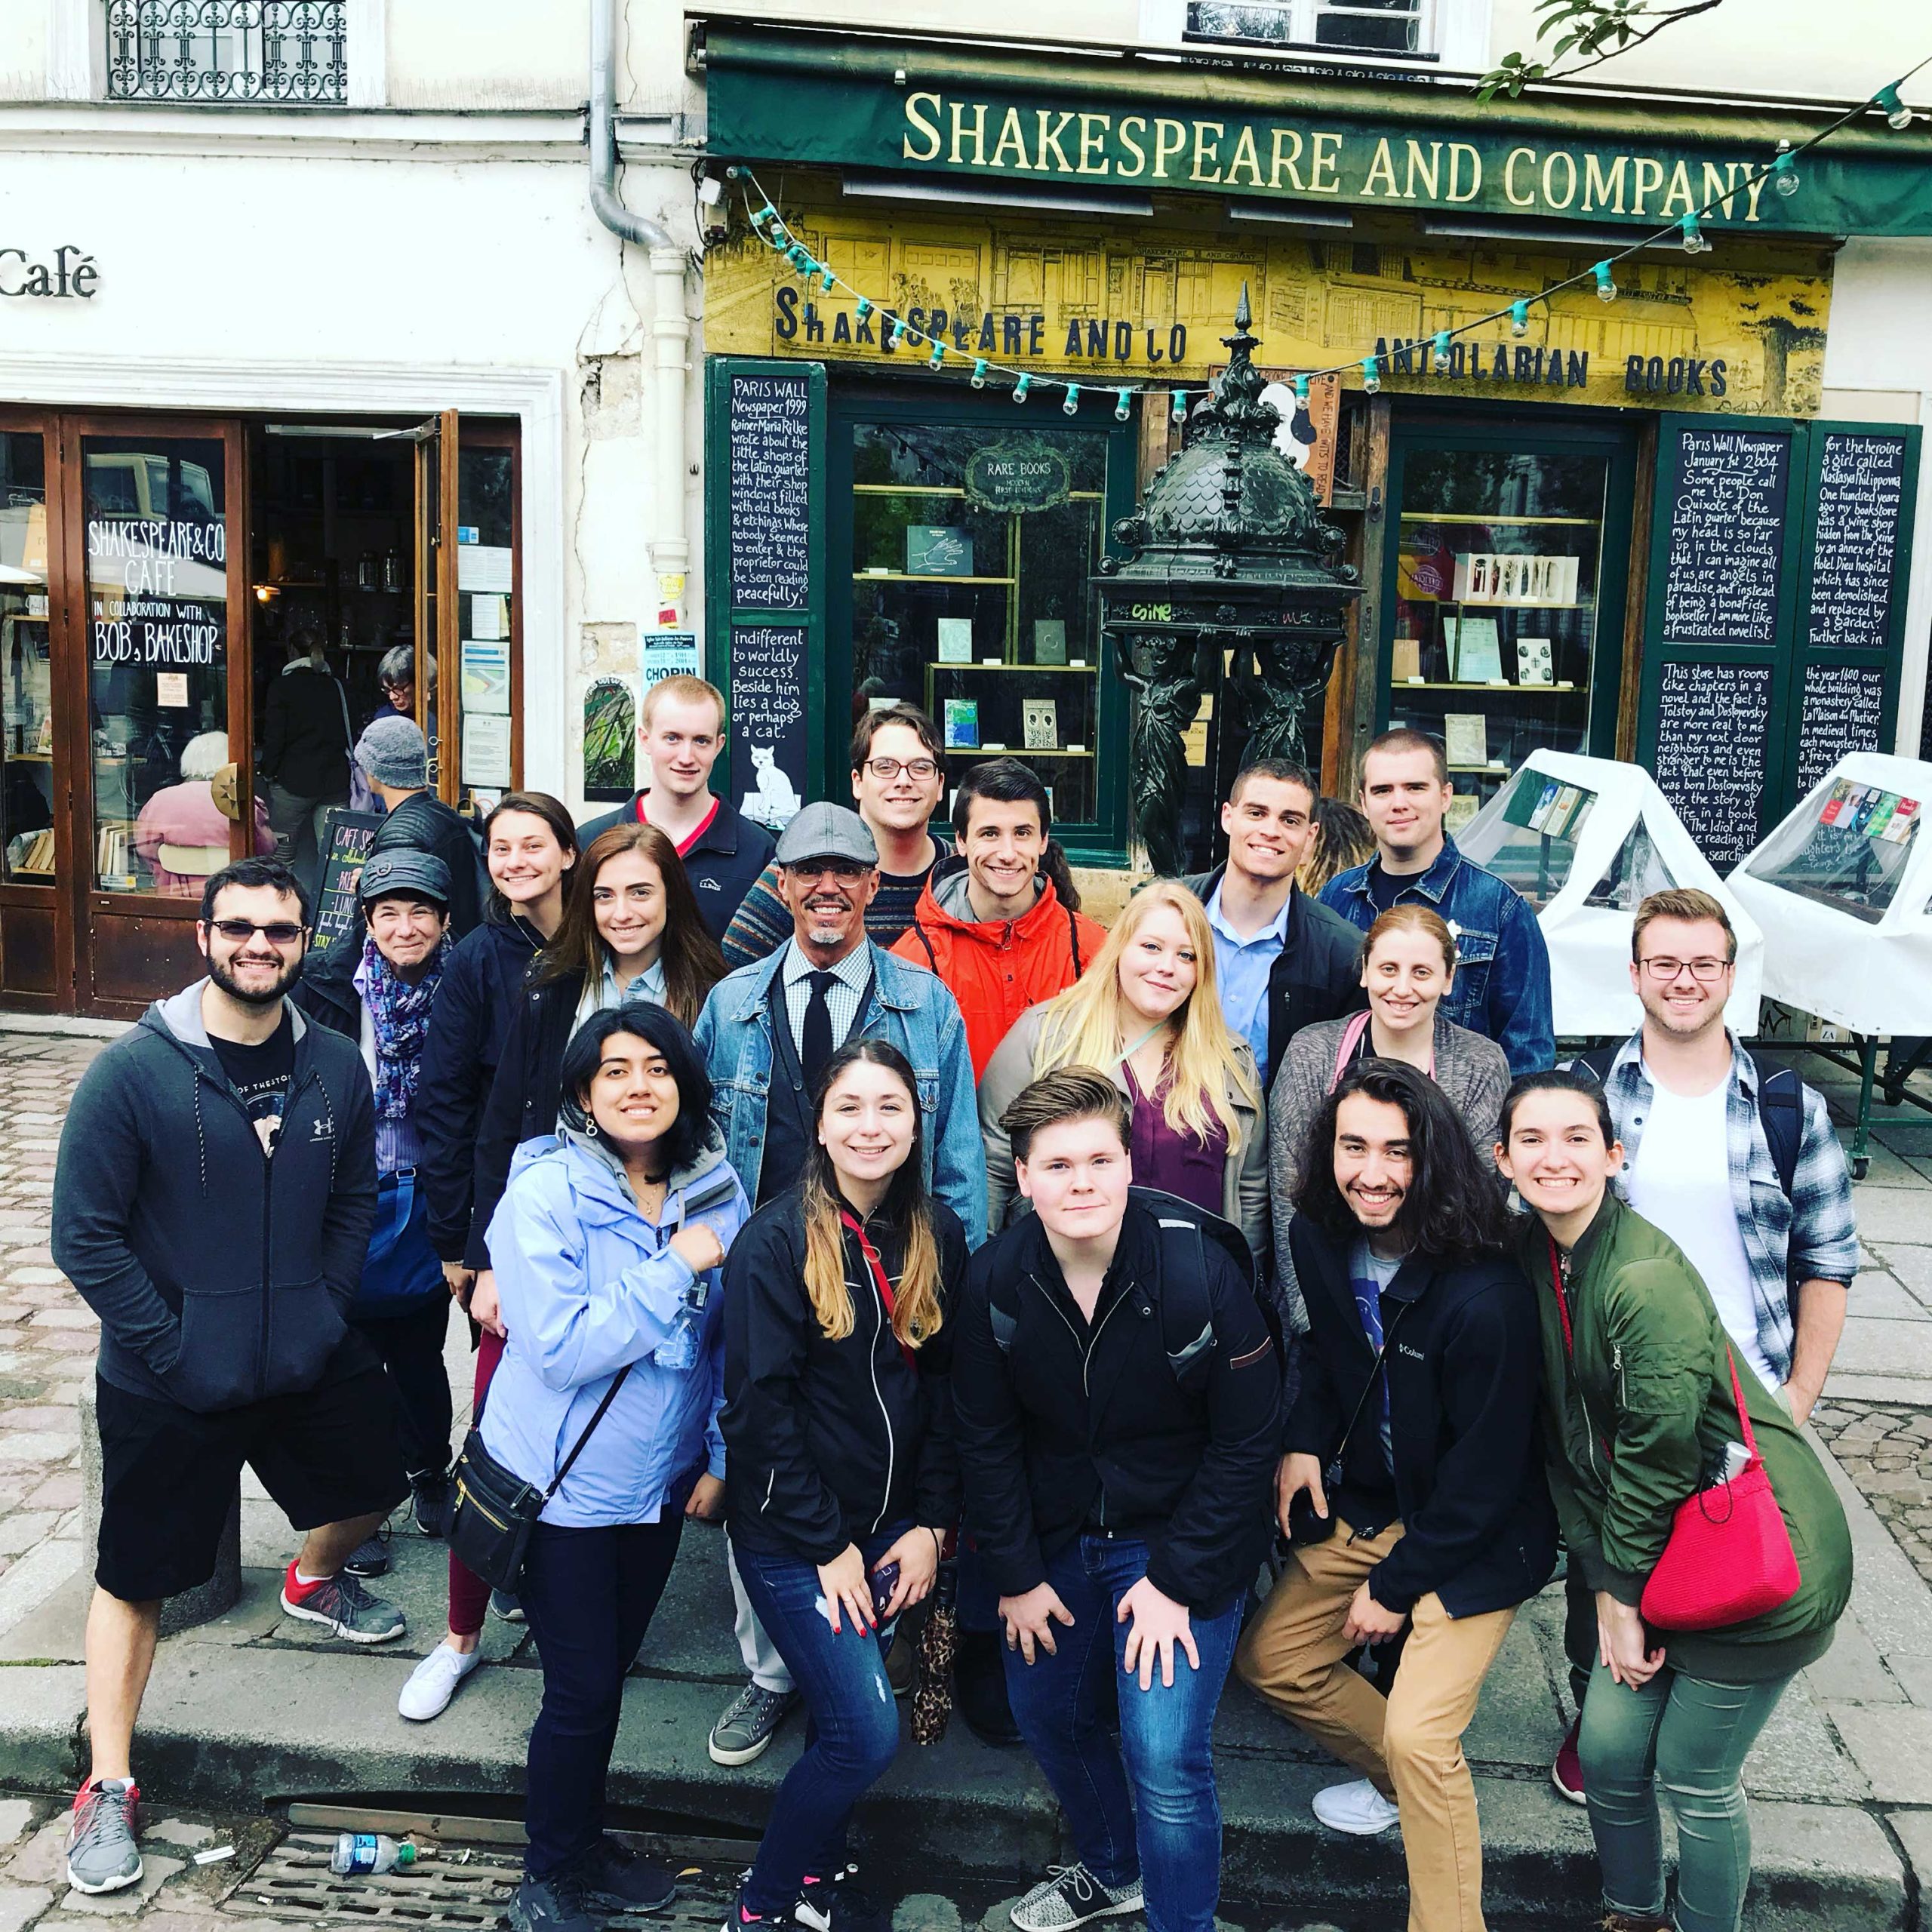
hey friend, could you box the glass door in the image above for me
[69,419,248,1013]
[1380,415,1637,830]
[411,411,457,798]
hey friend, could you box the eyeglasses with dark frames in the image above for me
[864,756,940,782]
[1638,955,1731,983]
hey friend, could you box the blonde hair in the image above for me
[1031,881,1257,1146]
[799,1041,944,1349]
[641,673,726,733]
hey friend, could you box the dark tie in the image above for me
[801,971,836,1097]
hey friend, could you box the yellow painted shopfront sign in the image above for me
[704,185,1835,415]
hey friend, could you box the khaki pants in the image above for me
[1236,1520,1514,1932]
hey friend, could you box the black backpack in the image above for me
[986,1186,1260,1392]
[1571,1046,1801,1199]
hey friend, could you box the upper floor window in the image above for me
[105,1,348,103]
[1149,0,1489,66]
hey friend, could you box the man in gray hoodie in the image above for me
[51,857,408,1899]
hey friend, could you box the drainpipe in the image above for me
[589,0,691,583]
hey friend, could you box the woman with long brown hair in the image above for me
[719,1038,969,1932]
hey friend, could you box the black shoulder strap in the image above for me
[543,1364,632,1502]
[1151,1214,1217,1382]
[1573,1044,1617,1084]
[911,921,938,971]
[1745,1054,1802,1201]
[1325,1297,1416,1463]
[1067,900,1084,976]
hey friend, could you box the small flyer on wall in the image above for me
[641,631,699,694]
[462,712,513,787]
[460,638,511,715]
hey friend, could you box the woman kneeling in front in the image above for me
[721,1040,970,1932]
[484,1006,750,1932]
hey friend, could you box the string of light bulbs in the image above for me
[732,54,1930,419]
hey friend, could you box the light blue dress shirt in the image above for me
[1205,880,1292,1082]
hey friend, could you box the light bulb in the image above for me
[1878,85,1914,131]
[1013,374,1031,405]
[1679,213,1706,254]
[971,359,989,389]
[749,202,777,232]
[928,340,945,370]
[819,264,838,292]
[1063,384,1081,417]
[1171,389,1189,424]
[1361,356,1381,395]
[1114,389,1132,423]
[1593,261,1617,303]
[1509,300,1531,338]
[1432,330,1452,374]
[855,297,872,323]
[889,315,907,346]
[1774,140,1800,197]
[1292,375,1310,403]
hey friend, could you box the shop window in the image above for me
[1386,445,1614,826]
[104,0,348,104]
[82,435,229,896]
[1457,764,1598,912]
[2,434,52,883]
[847,421,1112,831]
[1744,777,1921,927]
[1148,0,1490,63]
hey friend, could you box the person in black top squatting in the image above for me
[51,858,405,1900]
[721,1039,969,1932]
[952,1069,1279,1932]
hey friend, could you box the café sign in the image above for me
[1,245,98,300]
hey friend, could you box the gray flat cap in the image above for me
[774,802,878,869]
[358,848,451,909]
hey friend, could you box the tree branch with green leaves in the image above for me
[1479,0,1727,100]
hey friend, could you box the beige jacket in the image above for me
[977,1002,1269,1260]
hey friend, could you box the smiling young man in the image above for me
[694,802,986,1768]
[722,706,952,969]
[1545,886,1860,1806]
[892,758,1106,1078]
[1182,758,1365,1089]
[1319,730,1552,1077]
[953,1069,1279,1932]
[1237,1060,1553,1932]
[51,859,406,1897]
[578,675,775,940]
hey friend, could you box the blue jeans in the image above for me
[1001,1535,1242,1932]
[734,1527,904,1915]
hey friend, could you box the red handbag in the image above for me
[1547,1239,1800,1634]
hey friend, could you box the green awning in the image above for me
[701,21,1932,236]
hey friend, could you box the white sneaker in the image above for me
[398,1642,483,1721]
[1312,1778,1401,1836]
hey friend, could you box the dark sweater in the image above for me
[51,983,377,1414]
[260,663,352,798]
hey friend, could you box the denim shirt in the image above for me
[693,940,989,1245]
[1320,834,1554,1076]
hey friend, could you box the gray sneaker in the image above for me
[66,1777,143,1895]
[281,1564,407,1644]
[707,1681,798,1765]
[1008,1865,1143,1932]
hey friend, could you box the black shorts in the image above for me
[94,1349,409,1603]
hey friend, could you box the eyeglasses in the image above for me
[208,918,306,946]
[1639,955,1731,983]
[864,757,940,782]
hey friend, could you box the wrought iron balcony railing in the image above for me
[105,1,347,104]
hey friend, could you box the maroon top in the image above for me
[1123,1060,1227,1217]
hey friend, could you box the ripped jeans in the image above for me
[733,1525,904,1915]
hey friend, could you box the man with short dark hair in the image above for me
[953,1066,1279,1932]
[722,703,951,968]
[1183,758,1364,1088]
[1547,884,1858,1805]
[52,857,407,1897]
[1319,728,1552,1075]
[694,803,985,1768]
[578,674,775,938]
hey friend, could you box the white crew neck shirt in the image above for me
[1625,1075,1780,1392]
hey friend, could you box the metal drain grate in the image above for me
[223,1833,737,1931]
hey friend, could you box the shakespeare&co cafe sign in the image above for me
[703,23,1932,238]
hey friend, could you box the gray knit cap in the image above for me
[354,714,428,789]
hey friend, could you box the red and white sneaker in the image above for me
[66,1777,143,1894]
[1552,1716,1588,1806]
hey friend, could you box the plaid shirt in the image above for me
[1590,1032,1861,1386]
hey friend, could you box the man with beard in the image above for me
[51,858,408,1898]
[694,803,983,1770]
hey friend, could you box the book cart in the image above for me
[1727,751,1932,1177]
[1456,749,1763,1041]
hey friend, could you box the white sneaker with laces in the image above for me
[1311,1778,1401,1836]
[398,1642,483,1721]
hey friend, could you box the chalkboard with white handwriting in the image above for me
[1653,660,1774,866]
[728,371,811,611]
[1805,432,1906,654]
[1660,427,1790,647]
[1795,661,1887,797]
[728,624,808,833]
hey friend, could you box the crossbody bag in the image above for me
[1287,1295,1415,1546]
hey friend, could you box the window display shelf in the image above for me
[1404,597,1595,610]
[1401,512,1598,526]
[926,660,1096,672]
[1397,679,1577,692]
[856,572,1017,585]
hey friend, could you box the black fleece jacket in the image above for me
[721,1189,968,1564]
[952,1196,1281,1614]
[472,965,583,1269]
[51,982,377,1414]
[1285,1214,1558,1619]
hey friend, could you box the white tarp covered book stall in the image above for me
[1456,749,1764,1039]
[1727,751,1932,1037]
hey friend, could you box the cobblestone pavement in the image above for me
[1810,1398,1932,1586]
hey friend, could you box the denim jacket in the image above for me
[481,1128,750,1527]
[692,941,989,1244]
[1320,834,1554,1076]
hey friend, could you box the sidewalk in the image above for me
[5,1033,1932,1926]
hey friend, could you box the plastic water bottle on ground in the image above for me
[329,1833,421,1876]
